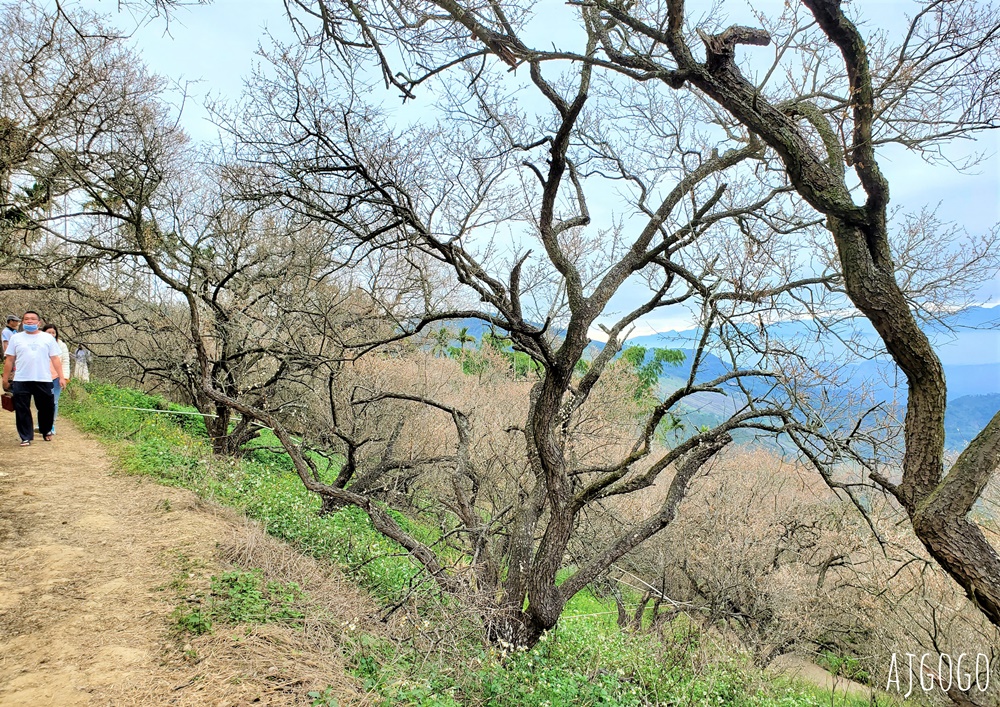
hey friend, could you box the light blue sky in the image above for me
[95,1,999,220]
[83,0,1000,356]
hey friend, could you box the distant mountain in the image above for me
[428,305,999,367]
[945,394,1000,450]
[942,364,1000,399]
[628,305,999,367]
[623,310,999,453]
[660,348,731,385]
[844,360,1000,401]
[654,381,999,453]
[430,309,999,452]
[928,305,1000,331]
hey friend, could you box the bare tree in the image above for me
[70,156,391,455]
[0,1,175,293]
[575,0,1000,628]
[224,0,1000,638]
[177,20,918,649]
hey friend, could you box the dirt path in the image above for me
[770,655,875,702]
[0,414,371,706]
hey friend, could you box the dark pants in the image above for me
[12,381,54,441]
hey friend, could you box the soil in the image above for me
[0,414,372,706]
[770,655,874,701]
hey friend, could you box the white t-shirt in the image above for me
[1,327,16,349]
[6,331,60,382]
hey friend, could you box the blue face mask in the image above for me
[23,324,38,332]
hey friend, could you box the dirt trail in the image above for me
[0,414,369,706]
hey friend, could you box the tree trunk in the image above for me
[650,4,1000,629]
[833,221,1000,628]
[485,608,547,650]
[910,409,1000,626]
[205,406,259,456]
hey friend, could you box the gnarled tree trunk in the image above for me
[643,0,1000,628]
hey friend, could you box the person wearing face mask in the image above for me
[1,311,63,446]
[2,314,20,355]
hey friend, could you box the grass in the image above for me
[62,381,882,707]
[172,569,306,637]
[349,626,840,707]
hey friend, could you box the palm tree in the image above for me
[431,326,452,357]
[457,326,475,353]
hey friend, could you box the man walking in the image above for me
[2,312,63,446]
[1,314,19,354]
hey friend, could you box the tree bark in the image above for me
[643,1,1000,628]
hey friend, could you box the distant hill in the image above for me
[428,310,1000,452]
[844,360,1000,401]
[620,306,999,452]
[655,385,999,453]
[942,364,1000,399]
[628,304,999,367]
[945,394,1000,450]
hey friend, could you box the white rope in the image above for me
[559,610,622,620]
[107,405,295,441]
[109,405,218,417]
[610,564,691,608]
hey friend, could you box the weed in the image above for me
[172,606,213,635]
[170,569,306,638]
[307,686,340,706]
[208,570,305,626]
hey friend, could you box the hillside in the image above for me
[946,394,1000,450]
[0,381,884,707]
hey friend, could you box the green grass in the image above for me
[172,569,306,636]
[62,381,880,707]
[346,619,882,707]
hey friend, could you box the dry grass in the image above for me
[105,520,381,707]
[218,521,383,649]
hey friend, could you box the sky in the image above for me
[80,0,1000,351]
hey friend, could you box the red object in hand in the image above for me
[1,393,13,413]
